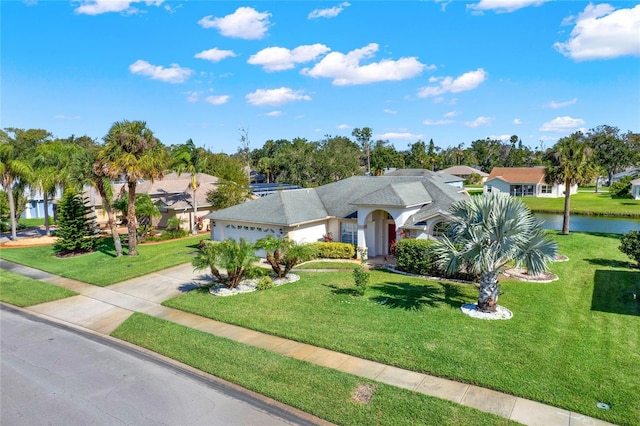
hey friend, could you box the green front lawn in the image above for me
[164,232,640,425]
[113,313,515,426]
[295,260,362,270]
[520,192,640,217]
[0,269,77,306]
[0,235,207,286]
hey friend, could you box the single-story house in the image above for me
[631,177,640,200]
[384,168,465,189]
[439,165,489,183]
[205,175,468,258]
[88,172,219,231]
[483,167,577,198]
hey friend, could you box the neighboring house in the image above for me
[439,165,489,183]
[21,187,62,219]
[385,168,465,189]
[610,167,640,184]
[206,175,468,258]
[631,178,640,200]
[483,167,577,198]
[250,183,303,198]
[89,172,219,231]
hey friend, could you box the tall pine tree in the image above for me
[54,189,99,255]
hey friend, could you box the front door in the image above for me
[388,223,396,254]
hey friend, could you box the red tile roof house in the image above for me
[483,167,577,198]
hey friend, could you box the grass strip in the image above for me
[112,313,516,426]
[0,235,207,286]
[0,269,77,307]
[295,260,362,270]
[519,192,640,217]
[163,232,639,425]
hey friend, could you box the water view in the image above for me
[535,213,640,234]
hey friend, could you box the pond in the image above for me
[534,213,640,234]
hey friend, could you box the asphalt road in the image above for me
[1,307,315,426]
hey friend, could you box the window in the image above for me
[541,185,552,194]
[340,222,357,245]
[432,221,451,237]
[486,185,492,193]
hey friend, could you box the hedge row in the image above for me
[394,239,439,275]
[307,242,355,259]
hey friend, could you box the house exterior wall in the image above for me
[483,179,577,198]
[288,222,328,244]
[356,206,421,257]
[483,179,510,195]
[632,183,640,200]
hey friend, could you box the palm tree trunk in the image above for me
[95,180,122,257]
[561,180,571,235]
[127,181,139,256]
[478,271,499,312]
[192,183,198,235]
[43,192,50,236]
[7,184,17,240]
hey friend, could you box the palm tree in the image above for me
[433,193,557,313]
[69,146,124,256]
[99,120,166,256]
[193,238,258,288]
[545,132,596,235]
[0,136,33,240]
[171,139,206,234]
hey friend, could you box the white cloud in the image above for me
[384,109,397,115]
[302,43,427,85]
[490,134,513,141]
[375,132,424,140]
[245,87,311,106]
[194,48,237,63]
[74,0,164,15]
[554,4,640,60]
[308,2,350,19]
[264,111,283,117]
[423,119,454,126]
[205,95,230,105]
[129,60,193,83]
[467,0,550,14]
[464,116,494,127]
[198,7,271,40]
[248,44,331,72]
[513,118,523,124]
[539,116,586,132]
[443,110,459,118]
[546,98,577,109]
[184,91,201,103]
[418,68,487,97]
[337,124,351,129]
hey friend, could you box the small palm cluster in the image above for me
[192,235,314,289]
[433,192,557,312]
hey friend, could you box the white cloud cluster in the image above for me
[205,95,230,105]
[129,60,193,83]
[554,4,640,60]
[539,116,585,132]
[194,48,237,63]
[74,0,164,15]
[467,0,550,14]
[198,7,271,40]
[423,119,454,126]
[302,43,427,85]
[248,44,331,72]
[418,68,487,97]
[464,116,494,127]
[547,98,577,109]
[384,109,397,115]
[308,2,350,19]
[245,87,311,106]
[375,132,424,141]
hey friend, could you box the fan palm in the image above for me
[433,193,557,313]
[99,120,166,256]
[171,139,206,234]
[0,138,33,240]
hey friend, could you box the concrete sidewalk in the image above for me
[0,259,614,426]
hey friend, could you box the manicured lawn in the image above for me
[164,232,640,425]
[0,269,77,307]
[112,313,515,426]
[519,192,640,217]
[0,235,207,286]
[295,260,362,270]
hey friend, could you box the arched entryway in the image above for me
[362,209,398,257]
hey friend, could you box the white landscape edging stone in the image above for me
[460,303,513,320]
[209,273,300,296]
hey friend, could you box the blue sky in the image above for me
[2,1,639,154]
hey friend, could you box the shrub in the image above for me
[255,235,315,278]
[352,266,370,296]
[395,239,438,275]
[308,242,355,259]
[619,230,640,268]
[610,176,632,198]
[245,267,270,279]
[164,216,188,239]
[257,276,273,290]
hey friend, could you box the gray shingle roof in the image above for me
[207,175,467,227]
